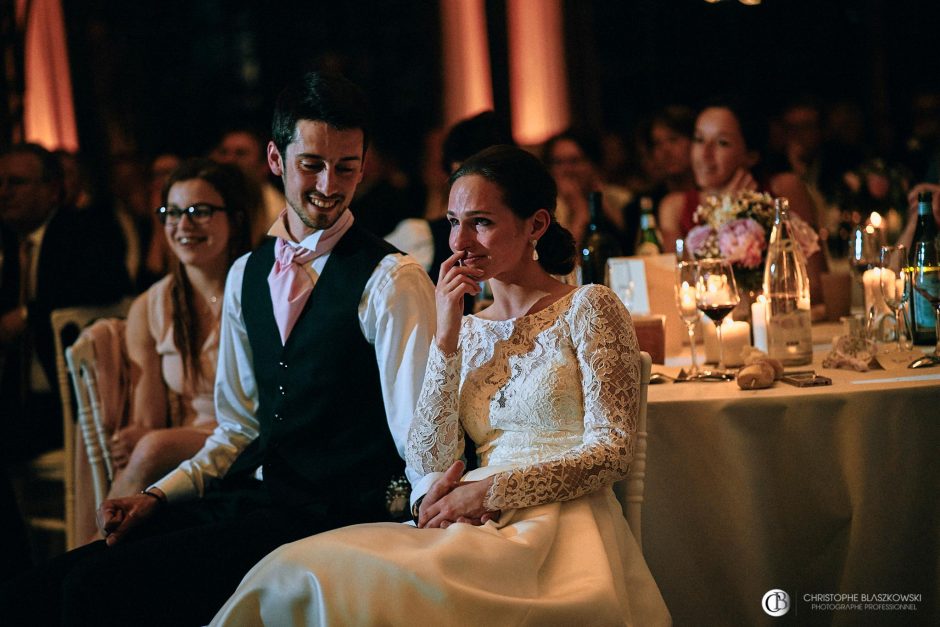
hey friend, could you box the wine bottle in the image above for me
[909,191,939,345]
[763,197,813,365]
[635,197,663,256]
[580,191,622,286]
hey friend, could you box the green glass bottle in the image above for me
[580,191,622,285]
[636,197,663,256]
[909,191,939,345]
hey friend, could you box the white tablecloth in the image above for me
[643,328,940,626]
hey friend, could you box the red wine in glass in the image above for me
[698,303,736,323]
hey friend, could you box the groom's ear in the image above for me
[268,141,284,177]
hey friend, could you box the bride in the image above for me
[211,145,670,626]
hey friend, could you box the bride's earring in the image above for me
[531,239,539,261]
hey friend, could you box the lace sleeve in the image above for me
[484,286,639,511]
[405,341,466,474]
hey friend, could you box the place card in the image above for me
[608,257,650,315]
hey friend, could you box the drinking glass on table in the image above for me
[879,245,910,352]
[910,240,940,367]
[849,224,881,278]
[675,260,701,377]
[694,258,740,372]
[849,224,881,309]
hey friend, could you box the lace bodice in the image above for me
[406,284,640,511]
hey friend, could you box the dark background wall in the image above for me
[55,0,940,175]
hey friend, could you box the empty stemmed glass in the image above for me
[695,259,740,373]
[849,224,881,309]
[879,245,910,352]
[675,260,701,377]
[849,224,881,277]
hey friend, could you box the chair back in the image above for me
[66,338,110,506]
[50,299,132,548]
[614,350,652,550]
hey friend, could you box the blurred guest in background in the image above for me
[543,129,632,246]
[210,127,281,246]
[902,89,940,184]
[900,182,940,249]
[0,143,131,464]
[352,140,433,271]
[658,99,826,304]
[776,97,867,225]
[418,127,449,222]
[110,153,163,292]
[619,105,696,254]
[54,150,96,211]
[106,158,251,501]
[646,106,697,197]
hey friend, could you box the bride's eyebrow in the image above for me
[447,210,494,218]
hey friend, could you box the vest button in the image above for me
[278,385,285,395]
[279,361,287,369]
[274,412,282,421]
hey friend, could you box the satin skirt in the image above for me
[210,483,670,627]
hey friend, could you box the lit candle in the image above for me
[751,295,768,353]
[702,274,731,305]
[879,268,903,304]
[861,268,891,316]
[702,315,752,366]
[678,281,697,317]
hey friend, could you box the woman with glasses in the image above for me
[105,158,252,502]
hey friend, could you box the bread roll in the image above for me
[736,362,775,389]
[744,354,784,380]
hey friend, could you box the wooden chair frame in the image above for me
[614,350,652,550]
[49,299,132,548]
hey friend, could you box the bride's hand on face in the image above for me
[435,250,483,355]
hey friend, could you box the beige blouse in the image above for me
[146,275,218,431]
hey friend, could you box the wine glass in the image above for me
[909,240,940,367]
[694,259,741,373]
[849,224,881,276]
[849,224,881,309]
[675,260,701,377]
[879,245,910,352]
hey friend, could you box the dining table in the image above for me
[641,322,940,626]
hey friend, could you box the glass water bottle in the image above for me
[763,197,813,365]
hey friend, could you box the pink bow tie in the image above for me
[266,210,354,344]
[267,240,317,345]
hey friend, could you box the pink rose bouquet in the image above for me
[684,191,819,293]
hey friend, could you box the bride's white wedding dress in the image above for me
[211,285,670,626]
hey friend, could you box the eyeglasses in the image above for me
[156,204,224,225]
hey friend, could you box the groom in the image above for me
[1,71,435,626]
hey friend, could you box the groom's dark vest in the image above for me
[228,224,405,523]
